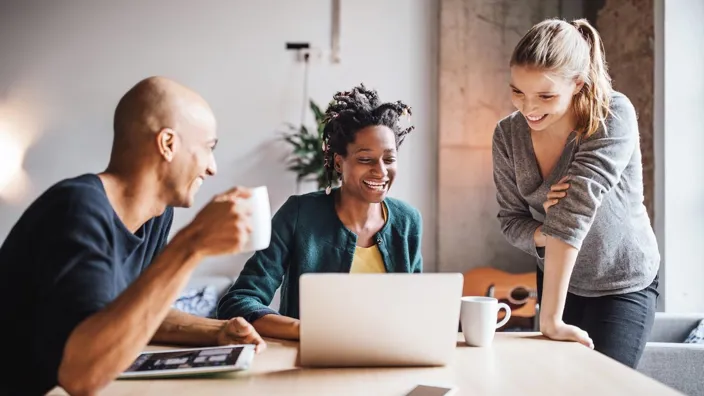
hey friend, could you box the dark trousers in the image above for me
[536,268,659,369]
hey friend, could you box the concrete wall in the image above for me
[595,0,655,223]
[594,0,661,308]
[438,0,560,274]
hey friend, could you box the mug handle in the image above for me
[496,302,512,329]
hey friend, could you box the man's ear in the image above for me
[157,128,177,162]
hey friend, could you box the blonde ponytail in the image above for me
[570,19,612,138]
[510,18,613,139]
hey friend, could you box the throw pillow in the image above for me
[684,319,704,344]
[173,285,219,318]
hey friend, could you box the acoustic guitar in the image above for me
[462,267,538,320]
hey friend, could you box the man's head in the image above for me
[109,76,218,208]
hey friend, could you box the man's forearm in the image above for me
[152,309,223,346]
[253,314,300,340]
[58,229,202,395]
[540,236,579,325]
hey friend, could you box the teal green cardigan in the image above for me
[216,189,423,323]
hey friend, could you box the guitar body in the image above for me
[462,267,538,319]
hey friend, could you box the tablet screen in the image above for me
[125,346,244,373]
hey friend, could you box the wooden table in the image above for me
[49,333,682,395]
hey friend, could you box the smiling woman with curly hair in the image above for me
[217,83,423,340]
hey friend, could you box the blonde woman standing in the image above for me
[492,18,660,368]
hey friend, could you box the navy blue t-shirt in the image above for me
[0,174,173,395]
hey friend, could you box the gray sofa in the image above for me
[638,312,704,396]
[185,274,282,314]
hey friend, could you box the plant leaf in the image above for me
[310,100,324,123]
[279,100,330,183]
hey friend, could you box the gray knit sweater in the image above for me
[492,91,660,297]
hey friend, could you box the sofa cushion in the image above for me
[173,285,219,318]
[684,319,704,344]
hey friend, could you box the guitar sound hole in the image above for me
[510,287,530,303]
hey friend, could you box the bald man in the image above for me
[0,77,265,395]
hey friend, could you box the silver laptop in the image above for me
[299,273,463,367]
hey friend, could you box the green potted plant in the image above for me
[281,100,338,192]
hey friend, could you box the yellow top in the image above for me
[349,203,388,274]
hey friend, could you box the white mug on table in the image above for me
[460,296,511,347]
[238,186,271,253]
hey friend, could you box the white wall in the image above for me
[0,0,439,276]
[661,0,704,312]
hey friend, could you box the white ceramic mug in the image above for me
[460,296,511,347]
[239,186,271,253]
